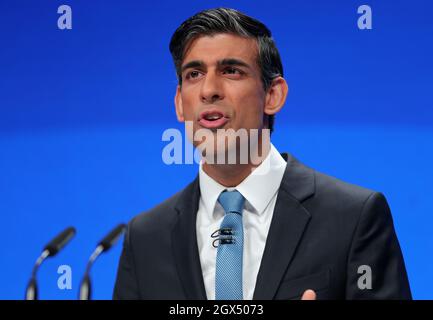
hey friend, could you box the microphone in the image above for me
[25,227,76,300]
[79,224,126,300]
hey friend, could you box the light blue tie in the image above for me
[215,190,245,300]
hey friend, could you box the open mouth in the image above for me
[198,110,229,129]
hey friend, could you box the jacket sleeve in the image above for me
[345,192,412,299]
[113,218,141,300]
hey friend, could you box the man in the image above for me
[113,8,411,300]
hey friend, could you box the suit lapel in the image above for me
[172,177,207,299]
[253,153,315,299]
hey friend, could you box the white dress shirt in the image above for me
[196,144,287,300]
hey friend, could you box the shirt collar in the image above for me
[199,144,287,218]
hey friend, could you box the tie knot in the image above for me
[217,190,245,215]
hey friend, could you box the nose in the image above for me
[200,71,224,104]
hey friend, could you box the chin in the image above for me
[198,136,249,165]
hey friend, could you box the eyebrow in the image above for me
[181,58,252,73]
[219,58,251,69]
[181,60,204,73]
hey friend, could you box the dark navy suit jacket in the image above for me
[113,153,411,299]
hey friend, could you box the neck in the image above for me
[202,138,271,187]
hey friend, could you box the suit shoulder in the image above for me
[305,167,387,226]
[128,183,190,234]
[313,169,376,203]
[303,165,386,222]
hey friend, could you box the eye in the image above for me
[224,67,241,74]
[185,70,203,80]
[222,67,244,78]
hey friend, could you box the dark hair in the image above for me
[169,8,284,134]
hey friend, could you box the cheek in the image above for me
[180,91,198,119]
[232,91,265,126]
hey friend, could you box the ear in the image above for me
[264,77,288,116]
[174,85,185,122]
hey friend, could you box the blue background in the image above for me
[1,0,432,299]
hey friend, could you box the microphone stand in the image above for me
[79,245,103,300]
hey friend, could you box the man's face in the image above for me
[174,34,268,152]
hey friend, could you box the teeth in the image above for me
[205,114,222,120]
